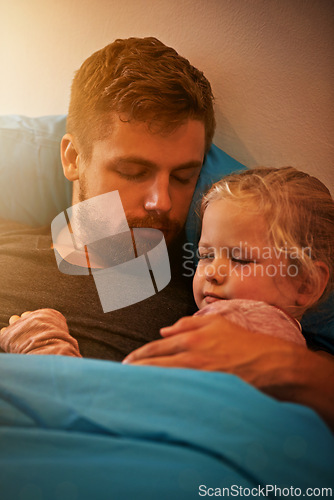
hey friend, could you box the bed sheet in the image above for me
[0,354,333,499]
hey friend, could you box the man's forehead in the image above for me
[98,114,205,140]
[91,117,206,166]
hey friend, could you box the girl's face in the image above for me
[193,199,303,318]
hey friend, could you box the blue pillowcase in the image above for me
[0,115,72,226]
[0,114,333,351]
[185,143,244,248]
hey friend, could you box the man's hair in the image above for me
[67,37,215,156]
[201,166,334,309]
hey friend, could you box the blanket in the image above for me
[0,354,333,499]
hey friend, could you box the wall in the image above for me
[1,0,333,193]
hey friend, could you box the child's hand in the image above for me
[1,311,33,333]
[0,308,82,357]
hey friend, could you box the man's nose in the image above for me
[144,177,172,214]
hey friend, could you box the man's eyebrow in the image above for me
[110,156,203,170]
[172,160,203,171]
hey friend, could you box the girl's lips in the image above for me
[204,295,223,304]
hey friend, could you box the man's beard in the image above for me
[125,214,182,245]
[76,182,183,267]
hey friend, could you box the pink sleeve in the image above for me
[195,299,306,346]
[0,309,82,357]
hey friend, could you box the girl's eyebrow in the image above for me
[197,244,251,257]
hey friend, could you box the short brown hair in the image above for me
[202,167,334,309]
[67,37,215,156]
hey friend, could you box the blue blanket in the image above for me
[0,354,333,499]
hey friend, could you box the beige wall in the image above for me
[1,0,333,193]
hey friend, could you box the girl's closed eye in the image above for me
[231,256,256,265]
[198,253,215,261]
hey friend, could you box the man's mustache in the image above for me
[126,215,182,234]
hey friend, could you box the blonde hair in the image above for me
[67,37,215,158]
[201,167,334,309]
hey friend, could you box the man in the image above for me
[62,37,214,248]
[0,37,333,430]
[0,36,213,360]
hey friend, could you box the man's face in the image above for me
[71,116,205,246]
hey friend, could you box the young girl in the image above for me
[1,167,334,355]
[191,166,334,346]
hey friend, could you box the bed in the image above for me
[0,115,333,499]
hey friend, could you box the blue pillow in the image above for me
[0,114,333,351]
[0,115,71,226]
[185,143,244,248]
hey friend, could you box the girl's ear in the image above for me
[296,261,330,308]
[61,134,80,181]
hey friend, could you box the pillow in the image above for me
[0,115,71,226]
[185,143,244,248]
[0,114,333,352]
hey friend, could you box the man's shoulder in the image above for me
[0,218,51,246]
[0,217,49,233]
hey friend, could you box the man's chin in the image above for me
[129,226,176,247]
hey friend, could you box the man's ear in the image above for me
[61,134,80,181]
[296,261,330,307]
